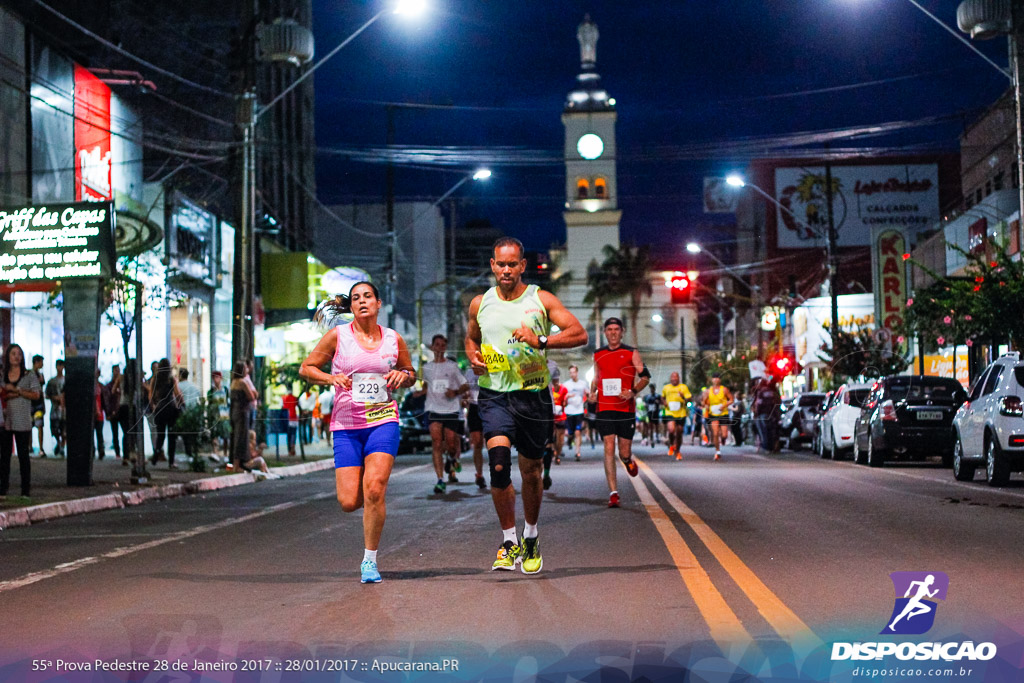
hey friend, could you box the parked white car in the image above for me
[952,351,1024,486]
[819,382,873,460]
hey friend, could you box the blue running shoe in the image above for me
[360,559,381,583]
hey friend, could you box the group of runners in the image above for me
[298,236,739,583]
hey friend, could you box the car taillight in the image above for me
[1000,396,1023,417]
[880,400,897,422]
[1009,435,1024,447]
[999,395,1024,417]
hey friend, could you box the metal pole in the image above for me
[386,105,396,329]
[680,314,687,382]
[824,149,840,363]
[132,280,148,482]
[1012,9,1024,227]
[232,90,256,365]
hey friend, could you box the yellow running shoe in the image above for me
[521,536,542,574]
[491,540,521,571]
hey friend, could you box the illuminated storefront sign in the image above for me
[0,202,116,284]
[166,193,217,287]
[74,65,112,202]
[876,229,907,332]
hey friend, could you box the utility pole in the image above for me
[824,146,840,362]
[386,105,397,328]
[232,0,257,369]
[447,197,457,344]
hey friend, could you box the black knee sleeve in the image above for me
[488,445,512,489]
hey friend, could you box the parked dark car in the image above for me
[811,391,835,456]
[852,375,968,468]
[780,392,827,450]
[399,393,431,454]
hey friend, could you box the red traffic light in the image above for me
[769,354,795,378]
[669,274,691,304]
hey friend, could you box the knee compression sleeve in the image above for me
[489,445,512,489]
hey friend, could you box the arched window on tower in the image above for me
[577,179,590,199]
[594,177,607,199]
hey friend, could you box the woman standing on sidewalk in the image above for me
[299,282,416,584]
[149,359,183,468]
[1,344,42,498]
[229,361,258,469]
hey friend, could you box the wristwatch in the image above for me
[537,335,548,350]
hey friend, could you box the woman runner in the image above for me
[300,282,416,583]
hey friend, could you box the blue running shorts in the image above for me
[333,422,400,468]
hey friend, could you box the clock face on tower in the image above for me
[577,133,604,160]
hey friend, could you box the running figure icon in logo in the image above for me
[881,571,950,635]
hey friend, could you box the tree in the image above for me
[907,240,1024,352]
[585,243,654,347]
[584,256,615,348]
[819,328,909,381]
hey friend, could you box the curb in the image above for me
[0,457,334,531]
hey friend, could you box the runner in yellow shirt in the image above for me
[660,372,692,460]
[705,373,734,461]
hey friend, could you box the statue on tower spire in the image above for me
[577,14,598,69]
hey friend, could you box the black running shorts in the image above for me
[596,410,636,440]
[466,403,483,433]
[427,412,464,434]
[477,387,552,459]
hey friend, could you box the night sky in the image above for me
[311,1,1008,257]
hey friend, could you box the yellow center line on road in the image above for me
[625,467,753,655]
[634,456,822,651]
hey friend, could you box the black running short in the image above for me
[596,410,636,440]
[565,413,584,432]
[466,403,483,433]
[427,412,464,434]
[477,387,552,459]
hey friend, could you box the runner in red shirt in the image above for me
[592,317,650,508]
[543,374,569,490]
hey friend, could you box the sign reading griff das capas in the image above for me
[0,201,116,284]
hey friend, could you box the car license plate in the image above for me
[917,411,943,421]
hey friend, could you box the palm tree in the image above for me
[584,256,614,349]
[586,243,654,346]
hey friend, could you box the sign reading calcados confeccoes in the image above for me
[0,202,116,284]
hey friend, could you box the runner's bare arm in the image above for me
[630,350,650,394]
[299,330,350,389]
[510,290,587,349]
[465,295,487,375]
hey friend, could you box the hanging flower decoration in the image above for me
[897,335,905,344]
[964,314,972,321]
[966,339,974,347]
[937,336,946,346]
[943,316,952,325]
[906,298,914,307]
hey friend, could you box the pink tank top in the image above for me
[329,323,400,431]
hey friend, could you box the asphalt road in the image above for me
[1,441,1021,682]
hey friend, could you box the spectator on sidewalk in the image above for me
[1,344,42,498]
[117,360,137,465]
[317,386,334,446]
[106,365,123,459]
[230,361,258,469]
[208,371,230,460]
[144,360,160,460]
[94,369,107,459]
[44,360,66,457]
[30,354,46,457]
[298,386,317,444]
[752,377,782,453]
[281,386,299,456]
[149,359,183,468]
[175,368,202,464]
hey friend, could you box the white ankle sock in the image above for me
[502,527,518,544]
[363,549,377,563]
[523,522,538,539]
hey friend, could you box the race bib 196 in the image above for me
[481,344,510,373]
[602,378,622,396]
[352,373,388,404]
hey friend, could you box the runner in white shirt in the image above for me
[416,334,469,494]
[562,364,589,461]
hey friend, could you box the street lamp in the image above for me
[233,2,425,369]
[725,173,839,362]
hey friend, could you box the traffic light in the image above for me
[768,353,795,379]
[668,273,691,304]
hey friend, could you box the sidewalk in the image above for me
[0,439,335,530]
